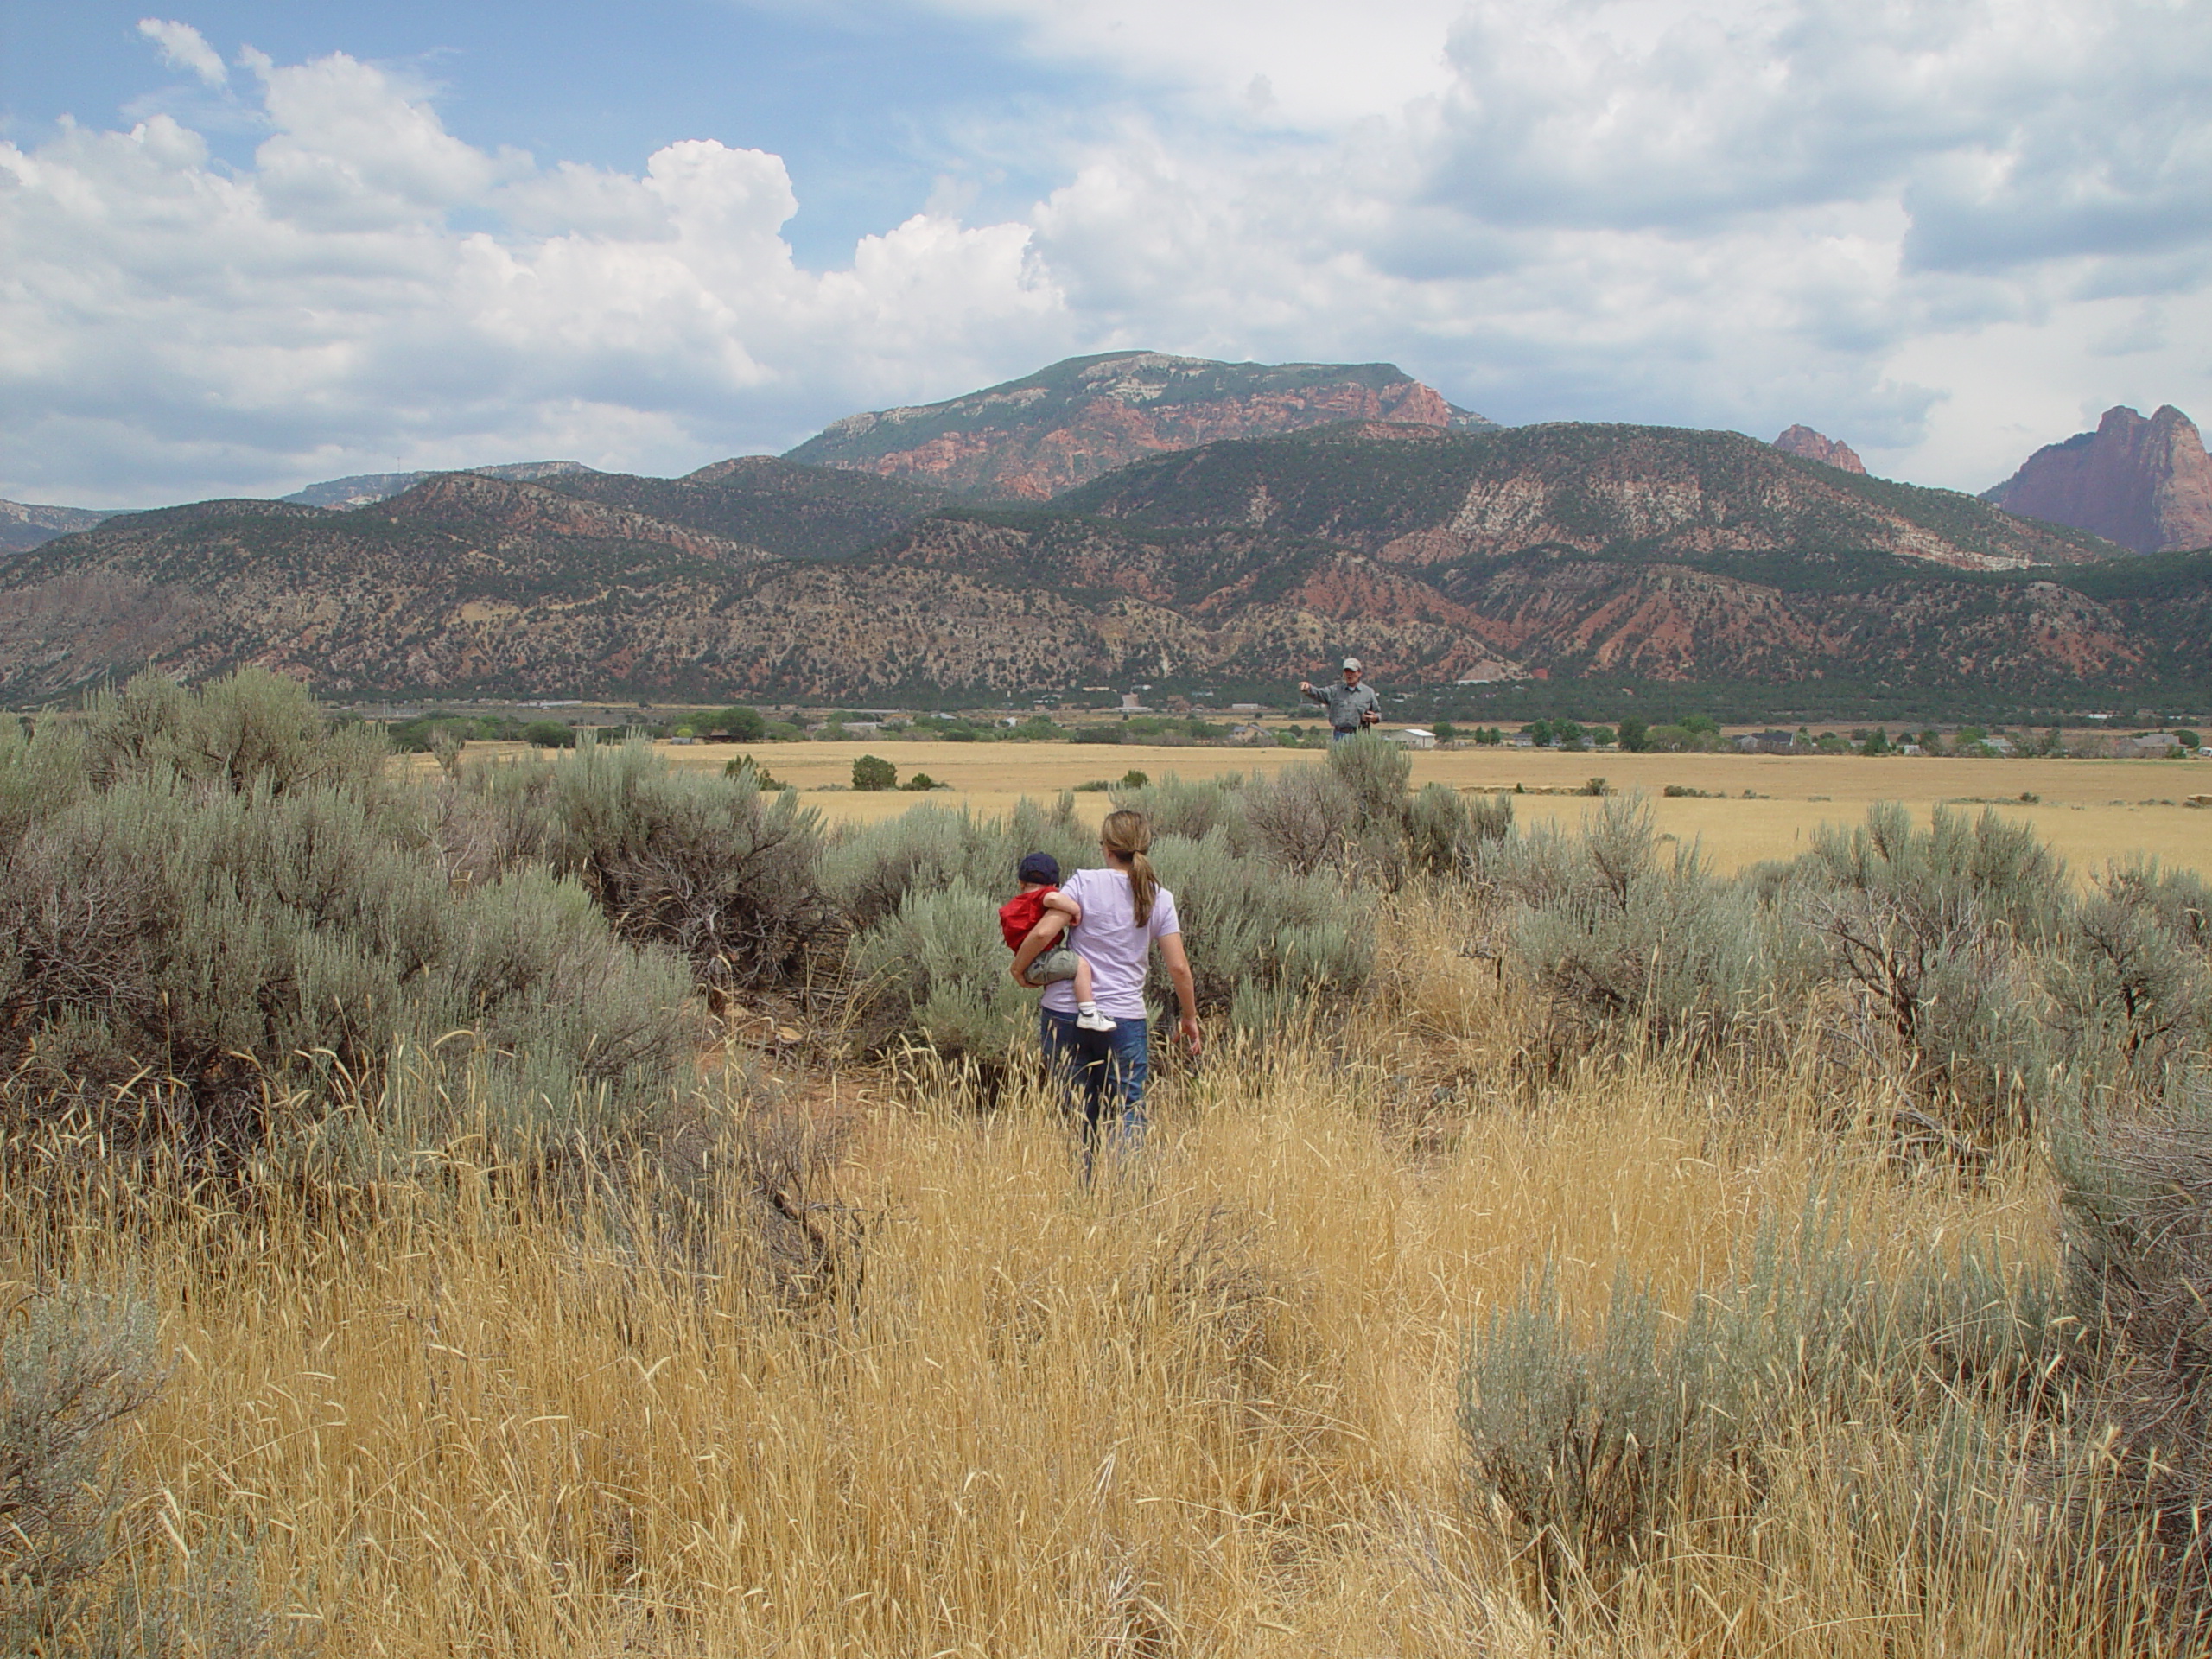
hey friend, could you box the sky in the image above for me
[3,0,2208,506]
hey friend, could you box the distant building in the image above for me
[1229,702,1263,714]
[1734,730,1796,754]
[1389,728,1438,750]
[1229,723,1273,745]
[1898,743,1924,756]
[2129,731,2185,754]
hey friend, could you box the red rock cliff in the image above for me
[1983,404,2212,554]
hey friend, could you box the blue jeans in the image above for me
[1330,726,1358,743]
[1039,1007,1148,1173]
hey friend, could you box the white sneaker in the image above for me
[1076,1006,1117,1033]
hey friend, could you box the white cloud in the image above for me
[912,0,1466,125]
[136,18,228,87]
[11,3,2212,503]
[0,48,1072,504]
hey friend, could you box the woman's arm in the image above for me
[1009,908,1067,985]
[1156,932,1203,1056]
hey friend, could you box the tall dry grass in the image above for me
[2,886,2168,1657]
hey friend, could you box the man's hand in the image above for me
[1298,681,1313,695]
[1361,707,1380,726]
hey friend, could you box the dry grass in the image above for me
[9,883,2139,1658]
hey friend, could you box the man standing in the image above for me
[1300,658,1382,742]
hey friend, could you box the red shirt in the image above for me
[999,886,1056,951]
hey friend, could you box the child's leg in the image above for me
[1072,951,1116,1030]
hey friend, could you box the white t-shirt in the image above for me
[1039,867,1180,1021]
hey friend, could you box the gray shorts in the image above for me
[1024,946,1081,988]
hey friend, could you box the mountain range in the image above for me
[2,378,2204,706]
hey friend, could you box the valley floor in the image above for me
[612,741,2212,878]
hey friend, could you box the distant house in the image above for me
[1229,723,1273,745]
[1898,742,1924,756]
[1230,702,1263,714]
[1389,728,1438,750]
[2128,732,2185,755]
[1734,730,1795,754]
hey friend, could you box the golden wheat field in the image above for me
[621,740,2212,878]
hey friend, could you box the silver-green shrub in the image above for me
[847,879,1033,1066]
[821,796,1092,931]
[0,1287,279,1656]
[1149,829,1375,1030]
[1462,1212,2063,1603]
[1241,764,1361,876]
[1794,804,2068,1136]
[1491,794,1803,1052]
[445,736,832,990]
[1325,732,1411,832]
[0,709,693,1155]
[1406,782,1510,879]
[1109,772,1251,851]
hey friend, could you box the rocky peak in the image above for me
[1982,404,2212,554]
[1770,425,1866,474]
[785,352,1490,501]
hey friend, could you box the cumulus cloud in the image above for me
[136,17,229,87]
[10,2,2212,502]
[0,48,1071,502]
[1014,0,2212,481]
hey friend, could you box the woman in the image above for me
[1009,809,1200,1163]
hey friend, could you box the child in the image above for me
[1000,851,1115,1032]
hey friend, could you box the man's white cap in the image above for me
[1341,657,1362,671]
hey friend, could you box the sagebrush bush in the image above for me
[0,692,695,1158]
[1241,765,1360,877]
[1794,804,2069,1138]
[1325,733,1410,828]
[0,1286,277,1655]
[847,879,1035,1067]
[442,737,833,990]
[1405,782,1510,879]
[1109,772,1251,851]
[1463,1210,2064,1605]
[2048,1083,2212,1632]
[85,666,390,804]
[1149,829,1375,1030]
[822,796,1093,933]
[1490,795,1805,1053]
[828,798,1093,1061]
[2046,860,2212,1091]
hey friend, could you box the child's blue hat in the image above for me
[1018,851,1060,884]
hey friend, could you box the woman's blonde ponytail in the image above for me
[1100,809,1157,925]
